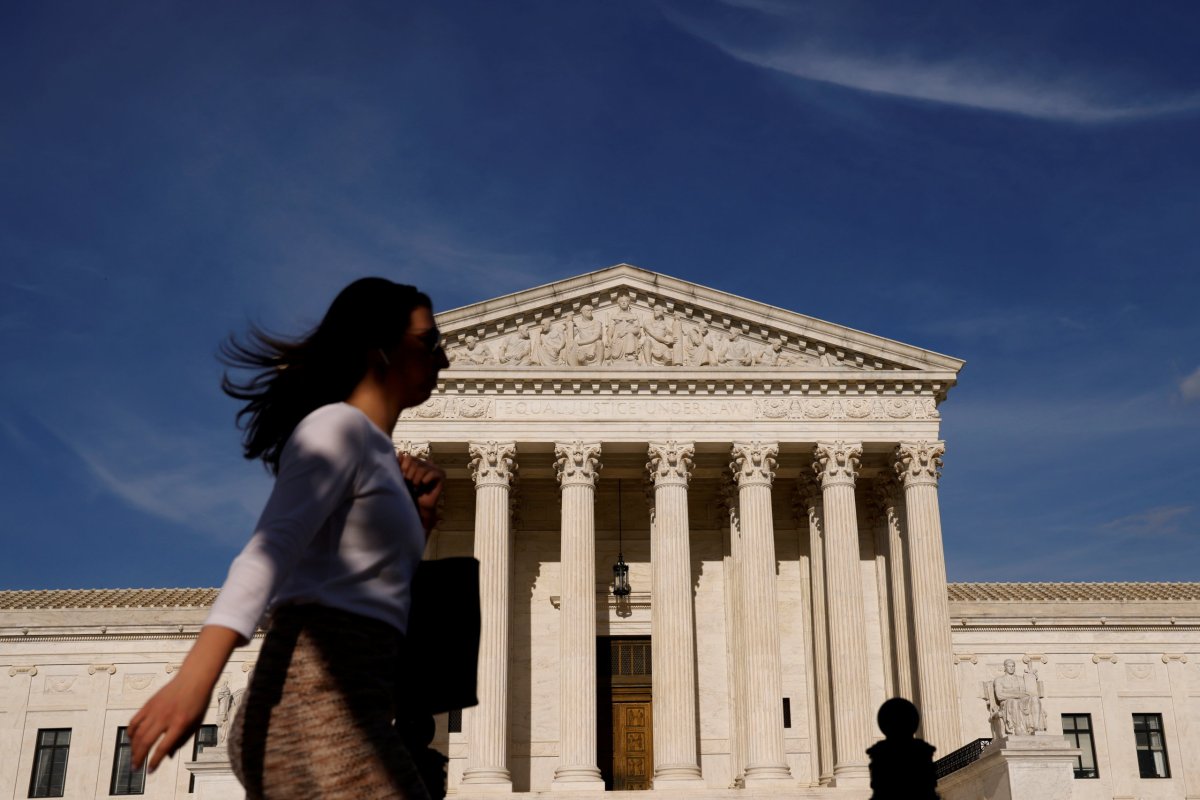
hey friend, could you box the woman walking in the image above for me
[130,278,450,799]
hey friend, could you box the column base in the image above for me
[830,762,870,787]
[550,766,605,791]
[742,762,793,786]
[460,767,513,791]
[653,763,706,787]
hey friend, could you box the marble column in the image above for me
[646,441,706,786]
[866,482,895,701]
[730,441,793,785]
[718,479,749,785]
[551,441,605,791]
[463,441,517,791]
[813,441,871,786]
[884,487,917,702]
[798,477,834,786]
[894,441,961,756]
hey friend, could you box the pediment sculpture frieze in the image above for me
[444,294,874,370]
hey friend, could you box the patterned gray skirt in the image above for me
[228,604,431,800]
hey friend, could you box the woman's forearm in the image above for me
[179,625,243,688]
[129,624,245,771]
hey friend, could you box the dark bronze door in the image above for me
[612,700,653,790]
[598,637,654,790]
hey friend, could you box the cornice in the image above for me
[434,264,965,373]
[0,628,263,643]
[950,624,1200,633]
[428,369,956,393]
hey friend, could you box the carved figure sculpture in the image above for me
[461,335,492,365]
[642,304,677,366]
[605,295,642,363]
[498,327,532,366]
[571,305,604,366]
[532,319,567,366]
[716,329,753,366]
[985,659,1046,736]
[757,340,796,367]
[215,680,246,744]
[682,323,713,366]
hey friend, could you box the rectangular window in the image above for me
[1133,713,1171,779]
[110,727,146,795]
[188,726,219,793]
[782,698,792,729]
[29,728,71,798]
[447,709,462,734]
[1061,714,1098,779]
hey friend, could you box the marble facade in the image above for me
[2,265,1198,800]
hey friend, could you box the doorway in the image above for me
[597,636,654,790]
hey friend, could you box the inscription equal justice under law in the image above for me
[401,395,939,422]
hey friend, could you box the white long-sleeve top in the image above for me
[205,403,426,642]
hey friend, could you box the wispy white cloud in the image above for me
[1180,365,1200,402]
[35,411,269,546]
[1101,504,1194,538]
[724,48,1199,122]
[663,7,1200,123]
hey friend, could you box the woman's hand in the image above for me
[398,452,446,535]
[129,625,241,772]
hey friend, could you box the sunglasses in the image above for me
[408,328,444,354]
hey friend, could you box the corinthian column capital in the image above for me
[894,441,945,488]
[468,441,517,488]
[647,441,695,488]
[813,441,862,488]
[730,441,778,488]
[555,441,602,488]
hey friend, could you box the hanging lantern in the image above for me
[612,554,631,598]
[612,479,632,597]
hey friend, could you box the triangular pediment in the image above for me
[435,264,962,374]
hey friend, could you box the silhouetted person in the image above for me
[867,698,939,800]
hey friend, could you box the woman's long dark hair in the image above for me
[221,278,432,473]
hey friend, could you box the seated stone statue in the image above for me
[984,659,1046,736]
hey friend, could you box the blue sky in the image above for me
[2,1,1197,589]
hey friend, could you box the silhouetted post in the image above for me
[867,698,939,800]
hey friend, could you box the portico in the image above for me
[402,264,965,793]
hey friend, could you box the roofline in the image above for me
[436,263,966,373]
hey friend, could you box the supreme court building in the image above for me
[2,265,1198,800]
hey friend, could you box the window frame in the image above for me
[109,727,146,795]
[187,725,219,793]
[1132,713,1171,779]
[1060,713,1099,779]
[29,728,72,798]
